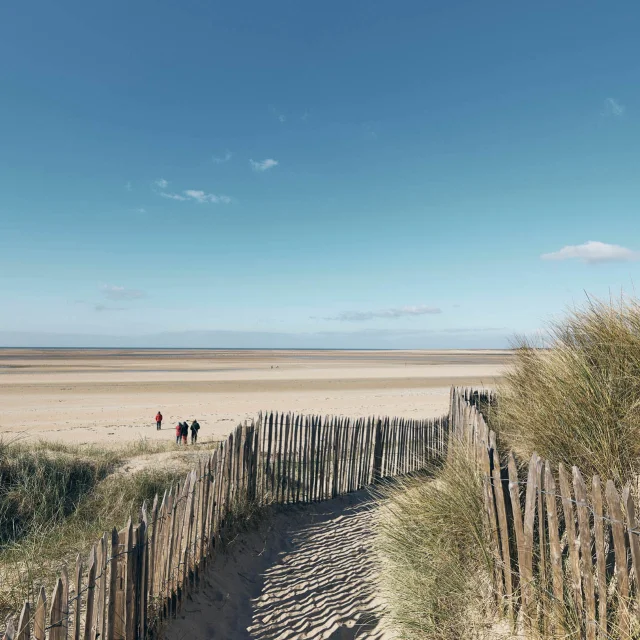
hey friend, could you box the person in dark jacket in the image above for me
[190,419,200,444]
[181,421,189,445]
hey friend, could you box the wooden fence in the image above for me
[452,386,640,639]
[3,411,448,640]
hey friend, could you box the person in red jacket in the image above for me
[155,411,163,430]
[175,422,182,445]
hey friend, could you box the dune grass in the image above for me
[375,443,496,640]
[0,437,207,617]
[495,296,640,484]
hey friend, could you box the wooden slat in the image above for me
[507,453,526,606]
[48,579,64,640]
[252,417,259,501]
[309,416,317,501]
[544,462,564,633]
[166,498,179,614]
[199,462,210,567]
[61,565,69,640]
[123,519,134,637]
[559,463,583,618]
[73,555,82,640]
[535,457,547,633]
[479,442,504,604]
[106,528,118,640]
[131,525,140,632]
[328,417,336,497]
[521,453,538,627]
[148,493,159,602]
[281,414,290,503]
[300,416,308,501]
[180,472,197,607]
[491,445,513,618]
[295,415,303,504]
[34,587,46,640]
[573,467,596,640]
[83,546,97,640]
[623,486,640,594]
[92,536,105,640]
[332,418,341,497]
[336,418,345,493]
[605,480,630,640]
[361,418,371,486]
[287,414,296,502]
[320,417,329,499]
[265,413,273,500]
[591,476,607,638]
[373,419,383,483]
[139,508,149,638]
[16,602,30,640]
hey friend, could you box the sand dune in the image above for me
[0,349,509,446]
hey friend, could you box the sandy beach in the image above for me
[0,349,509,447]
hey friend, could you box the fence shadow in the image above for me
[167,491,392,640]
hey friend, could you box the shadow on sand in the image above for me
[167,491,393,639]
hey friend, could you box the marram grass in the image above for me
[496,296,640,485]
[374,444,496,640]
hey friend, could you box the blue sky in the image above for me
[1,1,640,348]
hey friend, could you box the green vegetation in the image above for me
[0,438,210,617]
[496,296,640,484]
[375,444,495,640]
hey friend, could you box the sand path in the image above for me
[167,492,393,640]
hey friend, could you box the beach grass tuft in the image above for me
[375,442,496,640]
[0,437,202,617]
[496,295,640,485]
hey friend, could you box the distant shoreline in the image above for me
[0,346,514,352]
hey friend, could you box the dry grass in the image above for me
[495,295,640,485]
[0,437,218,618]
[374,443,497,640]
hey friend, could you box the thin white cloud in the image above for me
[213,151,232,164]
[101,285,146,301]
[250,158,279,172]
[136,207,146,214]
[604,98,625,117]
[155,178,169,189]
[160,192,188,201]
[324,305,442,322]
[161,189,232,204]
[301,111,310,121]
[541,241,639,264]
[184,189,231,204]
[125,181,132,191]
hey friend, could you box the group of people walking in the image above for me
[154,411,201,445]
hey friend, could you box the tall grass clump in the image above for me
[0,440,118,546]
[0,438,191,617]
[496,296,640,484]
[375,443,495,640]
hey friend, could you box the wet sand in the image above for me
[0,349,509,446]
